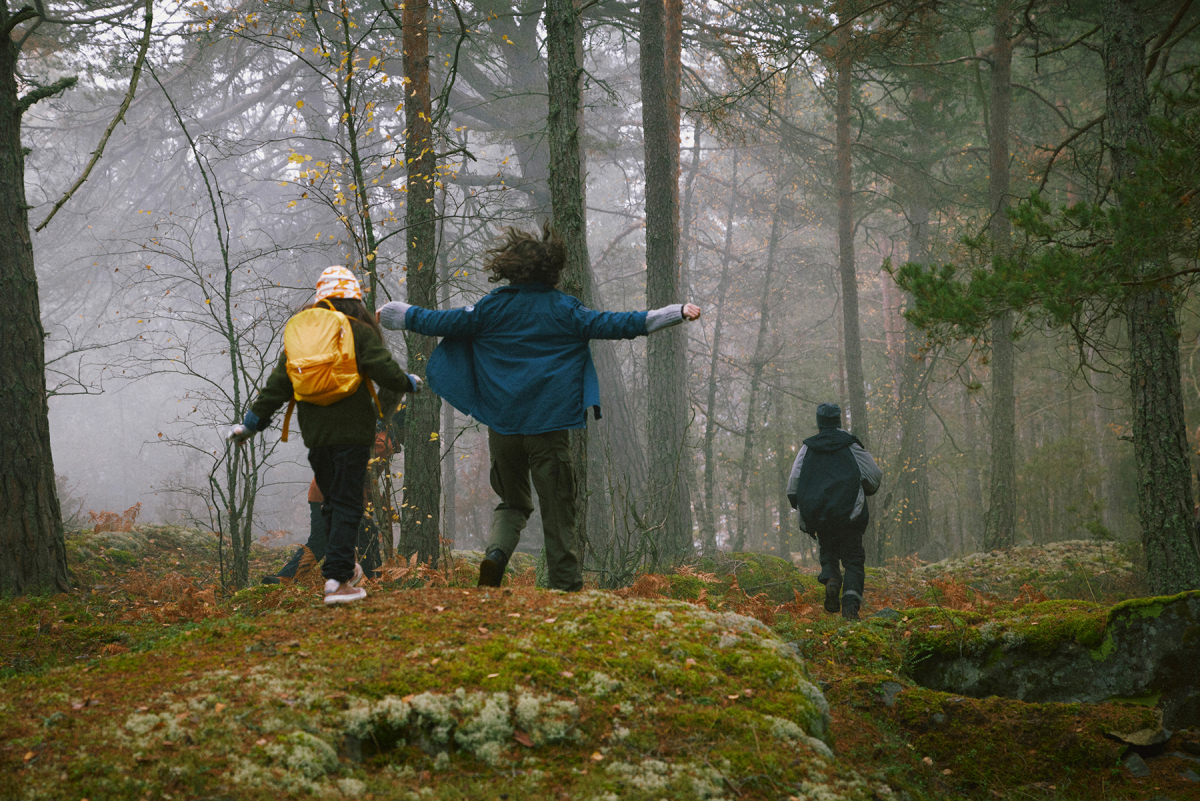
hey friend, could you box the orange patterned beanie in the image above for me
[315,265,362,301]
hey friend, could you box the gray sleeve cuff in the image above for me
[378,301,411,330]
[645,304,686,333]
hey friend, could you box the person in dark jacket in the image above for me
[379,224,701,591]
[230,266,420,605]
[786,402,882,620]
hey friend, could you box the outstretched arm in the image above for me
[379,300,482,338]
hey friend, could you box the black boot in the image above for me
[823,580,842,614]
[841,595,861,621]
[478,549,509,588]
[262,546,307,585]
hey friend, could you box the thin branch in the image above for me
[1037,114,1104,191]
[35,0,152,232]
[1031,24,1100,59]
[1145,0,1193,76]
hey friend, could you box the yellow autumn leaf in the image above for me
[429,432,439,440]
[296,99,305,108]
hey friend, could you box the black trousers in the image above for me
[816,513,869,601]
[308,444,370,584]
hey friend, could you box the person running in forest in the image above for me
[261,401,403,585]
[231,266,420,605]
[378,223,701,591]
[786,402,882,620]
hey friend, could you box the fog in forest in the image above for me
[20,0,1197,572]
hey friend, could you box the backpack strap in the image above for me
[281,398,296,443]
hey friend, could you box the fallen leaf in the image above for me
[434,606,445,612]
[560,671,574,678]
[23,752,34,762]
[922,756,933,766]
[486,672,500,678]
[743,689,754,697]
[514,731,533,747]
[942,769,952,775]
[478,626,489,634]
[214,703,227,714]
[543,617,557,624]
[591,751,604,761]
[256,738,267,746]
[430,658,440,666]
[727,694,740,700]
[684,658,696,669]
[508,612,521,617]
[136,706,149,712]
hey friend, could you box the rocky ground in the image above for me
[1,529,1197,800]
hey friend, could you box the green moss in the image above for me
[695,551,816,603]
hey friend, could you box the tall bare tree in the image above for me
[641,0,692,561]
[400,0,442,565]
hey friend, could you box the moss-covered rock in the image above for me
[696,551,820,603]
[0,587,893,800]
[906,590,1200,728]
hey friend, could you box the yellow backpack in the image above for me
[279,299,380,442]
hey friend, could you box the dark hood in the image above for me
[802,428,860,454]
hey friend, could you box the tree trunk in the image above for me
[0,35,69,595]
[400,0,442,566]
[439,257,457,550]
[835,54,869,445]
[547,0,593,567]
[896,194,932,556]
[641,0,692,563]
[984,0,1017,551]
[1104,0,1200,592]
[734,185,782,551]
[702,153,738,554]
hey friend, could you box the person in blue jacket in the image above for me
[379,224,700,591]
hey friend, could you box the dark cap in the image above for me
[816,402,842,429]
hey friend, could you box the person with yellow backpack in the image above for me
[230,266,420,605]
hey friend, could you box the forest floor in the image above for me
[1,525,1196,801]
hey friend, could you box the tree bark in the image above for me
[985,0,1017,551]
[641,0,692,563]
[734,184,782,551]
[835,53,869,446]
[896,192,932,556]
[702,153,738,554]
[1104,0,1200,592]
[0,20,70,595]
[400,0,442,566]
[546,0,594,567]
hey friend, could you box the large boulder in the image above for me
[906,591,1200,727]
[0,586,895,800]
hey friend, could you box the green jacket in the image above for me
[250,320,413,448]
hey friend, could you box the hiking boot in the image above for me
[841,596,861,621]
[823,580,842,614]
[478,549,509,588]
[324,578,367,605]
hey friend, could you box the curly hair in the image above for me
[483,222,567,287]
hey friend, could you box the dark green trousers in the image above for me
[486,428,581,591]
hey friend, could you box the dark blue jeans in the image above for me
[308,445,370,584]
[816,514,869,602]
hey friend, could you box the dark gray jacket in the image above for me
[786,429,882,534]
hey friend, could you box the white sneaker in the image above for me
[324,578,367,605]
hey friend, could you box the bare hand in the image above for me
[683,303,701,321]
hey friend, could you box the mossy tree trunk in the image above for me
[641,0,693,564]
[1104,0,1200,593]
[984,0,1017,551]
[0,20,69,595]
[546,0,593,565]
